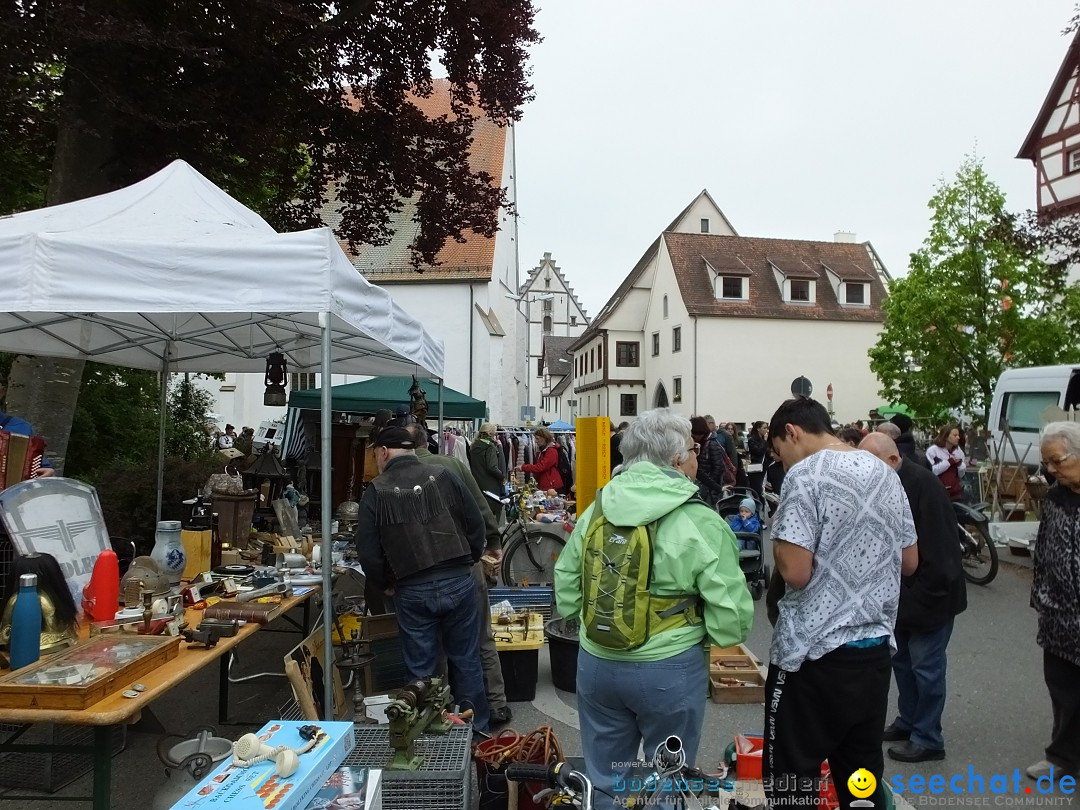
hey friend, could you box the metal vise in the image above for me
[384,677,452,770]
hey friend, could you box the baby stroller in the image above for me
[716,487,769,600]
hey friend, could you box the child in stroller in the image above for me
[716,489,769,600]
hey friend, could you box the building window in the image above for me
[597,343,603,370]
[290,372,317,391]
[672,326,682,353]
[570,315,577,326]
[616,341,640,367]
[673,376,683,403]
[590,348,595,373]
[1068,148,1080,174]
[620,393,638,416]
[788,279,812,303]
[844,283,866,305]
[545,276,551,288]
[700,218,709,233]
[543,315,552,334]
[721,276,745,299]
[543,297,553,312]
[652,332,660,356]
[537,358,544,377]
[663,295,669,319]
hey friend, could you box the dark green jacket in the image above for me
[416,445,501,551]
[469,435,505,500]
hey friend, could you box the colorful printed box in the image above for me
[174,721,356,810]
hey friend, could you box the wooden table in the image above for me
[0,587,318,809]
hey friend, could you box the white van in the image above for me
[988,364,1080,467]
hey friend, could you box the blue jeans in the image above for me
[394,574,490,732]
[890,618,954,750]
[577,645,707,810]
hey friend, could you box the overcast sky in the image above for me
[514,1,1075,318]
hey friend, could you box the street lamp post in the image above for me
[506,291,554,423]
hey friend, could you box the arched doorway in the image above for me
[654,382,669,408]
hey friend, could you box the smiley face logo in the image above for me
[848,768,876,799]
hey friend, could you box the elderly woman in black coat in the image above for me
[1027,421,1080,782]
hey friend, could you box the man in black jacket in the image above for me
[861,433,967,763]
[355,426,490,731]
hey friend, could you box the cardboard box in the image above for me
[175,720,355,810]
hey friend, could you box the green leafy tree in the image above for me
[0,1,539,471]
[869,157,1080,426]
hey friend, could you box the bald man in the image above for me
[859,432,967,763]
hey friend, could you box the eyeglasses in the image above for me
[1042,453,1073,467]
[690,443,701,455]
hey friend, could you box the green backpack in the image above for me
[580,488,703,651]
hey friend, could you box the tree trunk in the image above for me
[5,46,129,474]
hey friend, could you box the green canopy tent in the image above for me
[875,403,915,418]
[288,376,487,420]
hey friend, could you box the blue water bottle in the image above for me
[10,573,42,670]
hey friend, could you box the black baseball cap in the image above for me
[372,426,415,449]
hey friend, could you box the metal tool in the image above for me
[235,581,290,603]
[384,677,452,770]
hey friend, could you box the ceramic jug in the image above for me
[151,520,186,586]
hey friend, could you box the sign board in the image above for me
[520,406,536,422]
[791,376,813,398]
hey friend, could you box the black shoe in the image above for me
[888,741,946,763]
[490,706,513,726]
[882,723,910,742]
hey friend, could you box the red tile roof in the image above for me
[665,233,888,322]
[323,79,508,283]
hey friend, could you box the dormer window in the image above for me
[844,282,867,305]
[719,276,747,300]
[786,279,815,303]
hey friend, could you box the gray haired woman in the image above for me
[1027,421,1080,781]
[553,408,753,809]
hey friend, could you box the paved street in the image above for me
[0,551,1073,809]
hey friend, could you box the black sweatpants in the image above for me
[764,644,892,810]
[1045,650,1080,773]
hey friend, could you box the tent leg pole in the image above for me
[437,378,444,442]
[319,312,334,721]
[156,347,170,524]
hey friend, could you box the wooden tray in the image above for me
[0,634,181,710]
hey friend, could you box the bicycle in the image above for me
[955,501,998,585]
[486,491,568,587]
[506,735,724,809]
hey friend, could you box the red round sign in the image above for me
[826,384,834,401]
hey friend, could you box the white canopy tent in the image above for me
[0,160,445,718]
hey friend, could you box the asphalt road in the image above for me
[1,550,1073,809]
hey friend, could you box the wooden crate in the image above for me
[0,635,180,710]
[709,643,766,704]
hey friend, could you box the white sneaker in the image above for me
[1026,760,1057,780]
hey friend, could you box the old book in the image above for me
[202,600,280,624]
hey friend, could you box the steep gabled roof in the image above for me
[520,253,590,321]
[665,189,739,235]
[568,236,661,352]
[665,233,888,322]
[1018,28,1080,161]
[542,336,576,375]
[322,79,508,283]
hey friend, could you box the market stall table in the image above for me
[0,587,318,809]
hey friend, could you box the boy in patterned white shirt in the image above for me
[765,398,918,810]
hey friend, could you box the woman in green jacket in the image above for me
[554,408,753,810]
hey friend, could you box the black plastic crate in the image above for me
[0,722,126,792]
[498,649,539,702]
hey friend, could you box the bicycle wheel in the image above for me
[959,519,998,585]
[501,530,565,586]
